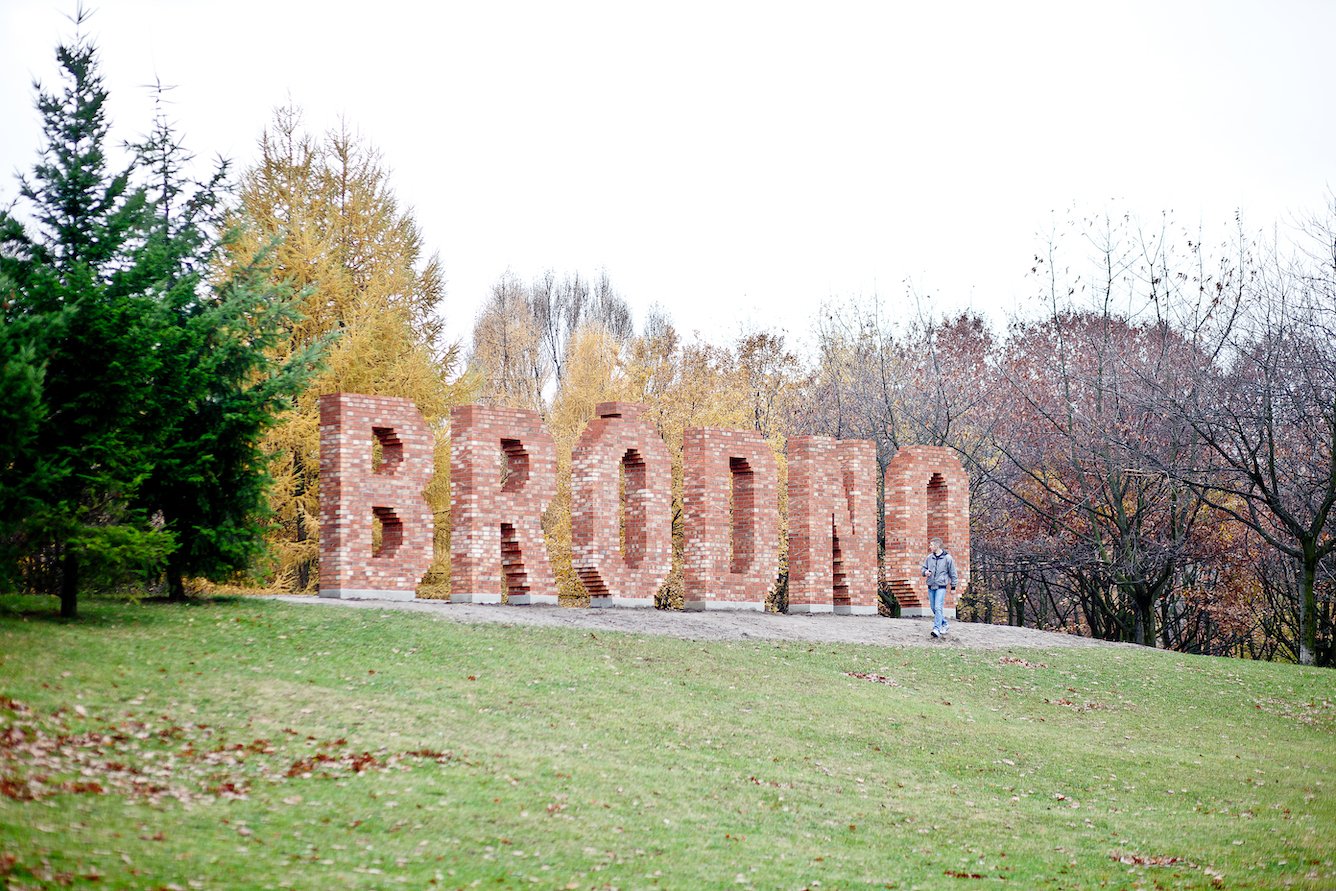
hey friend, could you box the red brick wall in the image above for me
[318,393,435,600]
[318,394,974,616]
[571,402,672,607]
[786,436,878,613]
[883,445,970,615]
[449,404,559,604]
[682,427,779,610]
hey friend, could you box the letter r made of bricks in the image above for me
[449,405,558,604]
[318,393,434,601]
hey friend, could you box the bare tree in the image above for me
[472,269,634,409]
[470,271,545,409]
[976,212,1228,647]
[1169,205,1336,664]
[736,329,799,438]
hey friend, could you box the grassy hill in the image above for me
[1,595,1332,889]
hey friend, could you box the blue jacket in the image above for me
[921,550,958,589]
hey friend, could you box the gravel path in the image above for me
[267,595,1133,651]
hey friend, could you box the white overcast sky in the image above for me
[2,1,1332,351]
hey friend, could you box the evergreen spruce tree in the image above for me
[127,96,325,600]
[0,28,168,617]
[0,28,323,613]
[0,310,51,589]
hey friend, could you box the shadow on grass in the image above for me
[0,592,254,626]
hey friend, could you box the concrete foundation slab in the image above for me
[683,600,765,611]
[450,592,503,604]
[318,588,417,602]
[589,596,654,608]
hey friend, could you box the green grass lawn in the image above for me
[1,595,1332,890]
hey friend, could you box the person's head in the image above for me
[930,537,943,554]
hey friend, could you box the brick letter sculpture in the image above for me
[883,445,970,617]
[682,428,779,610]
[450,405,559,604]
[318,393,435,601]
[786,436,878,614]
[571,402,672,608]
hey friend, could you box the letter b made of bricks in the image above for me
[318,393,435,600]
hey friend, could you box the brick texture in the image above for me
[786,436,878,614]
[882,445,970,616]
[449,404,559,604]
[318,393,435,601]
[682,427,779,610]
[571,402,672,607]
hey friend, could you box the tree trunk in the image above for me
[167,562,187,602]
[60,549,78,619]
[1159,596,1176,650]
[1299,553,1317,666]
[1131,586,1156,647]
[296,508,311,592]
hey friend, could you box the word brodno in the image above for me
[316,393,970,617]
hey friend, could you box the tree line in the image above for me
[2,32,1330,665]
[794,214,1335,666]
[435,204,1336,667]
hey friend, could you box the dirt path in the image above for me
[267,595,1133,651]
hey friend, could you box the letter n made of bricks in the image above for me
[786,436,877,614]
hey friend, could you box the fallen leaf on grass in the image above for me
[3,699,469,806]
[844,672,900,687]
[211,781,248,799]
[1048,698,1106,712]
[1112,851,1192,867]
[998,656,1047,669]
[61,780,104,795]
[405,749,456,764]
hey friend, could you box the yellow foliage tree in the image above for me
[618,317,796,609]
[466,284,801,610]
[228,108,475,592]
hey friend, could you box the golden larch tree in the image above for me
[228,108,475,593]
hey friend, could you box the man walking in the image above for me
[921,537,958,638]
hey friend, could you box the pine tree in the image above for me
[0,27,169,616]
[0,311,50,588]
[126,94,325,599]
[1,31,325,614]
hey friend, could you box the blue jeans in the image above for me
[929,586,948,634]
